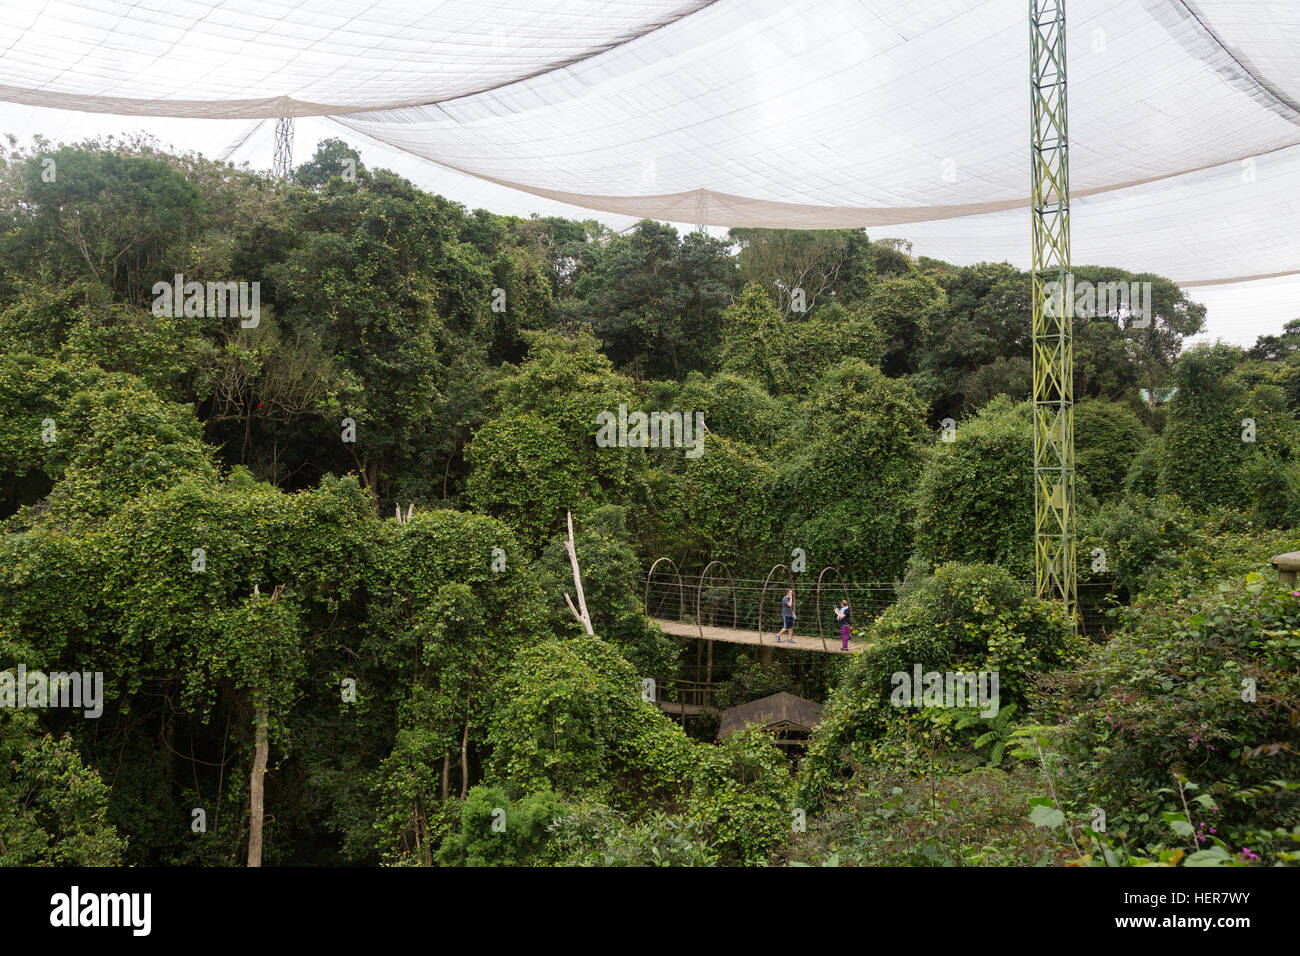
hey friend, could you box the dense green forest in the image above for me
[1,136,1297,867]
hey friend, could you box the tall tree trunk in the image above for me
[459,719,470,799]
[441,753,450,803]
[365,460,381,514]
[247,692,269,867]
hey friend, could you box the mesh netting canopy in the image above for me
[1,0,1298,287]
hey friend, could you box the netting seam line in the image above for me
[326,118,1300,256]
[1165,0,1300,122]
[0,1,727,120]
[425,0,726,111]
[1177,268,1300,288]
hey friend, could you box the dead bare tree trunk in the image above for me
[247,692,269,867]
[563,511,594,635]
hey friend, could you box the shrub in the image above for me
[548,801,719,866]
[799,563,1080,806]
[486,636,695,804]
[437,784,567,866]
[686,727,793,865]
[912,397,1034,577]
[1044,572,1300,860]
[1074,398,1150,501]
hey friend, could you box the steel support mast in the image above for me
[274,117,294,179]
[1030,0,1076,621]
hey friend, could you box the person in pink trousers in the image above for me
[835,600,852,651]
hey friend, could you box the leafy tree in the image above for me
[365,507,545,855]
[4,145,203,306]
[486,636,694,804]
[1159,345,1254,511]
[1047,567,1300,859]
[437,784,567,866]
[1074,398,1150,501]
[293,138,365,190]
[729,227,872,316]
[536,506,680,677]
[557,220,736,378]
[912,396,1034,577]
[673,371,794,448]
[800,563,1078,807]
[780,360,929,581]
[686,727,793,865]
[0,722,127,865]
[866,272,946,376]
[263,167,495,505]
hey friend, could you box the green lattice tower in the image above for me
[1030,0,1076,621]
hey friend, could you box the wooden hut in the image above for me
[716,691,823,749]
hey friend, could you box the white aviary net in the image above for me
[0,0,1297,288]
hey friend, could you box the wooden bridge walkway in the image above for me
[652,617,864,654]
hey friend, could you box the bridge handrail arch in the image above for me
[645,557,686,623]
[695,560,738,642]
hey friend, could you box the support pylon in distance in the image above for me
[274,116,294,180]
[1030,0,1076,625]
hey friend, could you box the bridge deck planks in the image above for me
[651,618,864,655]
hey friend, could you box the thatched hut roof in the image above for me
[717,691,823,740]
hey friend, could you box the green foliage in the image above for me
[686,727,794,865]
[1044,570,1300,861]
[799,563,1080,807]
[556,220,737,379]
[1123,435,1164,498]
[2,138,1291,870]
[779,360,928,581]
[654,434,776,571]
[912,396,1034,577]
[536,508,679,676]
[674,371,794,448]
[465,411,599,545]
[729,227,873,317]
[865,272,946,376]
[0,726,127,866]
[1154,343,1300,525]
[486,635,694,802]
[718,285,885,397]
[782,765,1074,866]
[467,330,643,545]
[6,145,204,305]
[1084,494,1199,596]
[437,785,567,866]
[1074,398,1150,501]
[548,800,719,866]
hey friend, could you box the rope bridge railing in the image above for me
[644,559,1120,648]
[644,559,898,653]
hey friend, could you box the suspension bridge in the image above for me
[644,559,889,656]
[644,558,1118,656]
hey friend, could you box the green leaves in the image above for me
[1162,811,1195,839]
[1029,799,1066,830]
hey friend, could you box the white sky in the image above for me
[1,101,1293,350]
